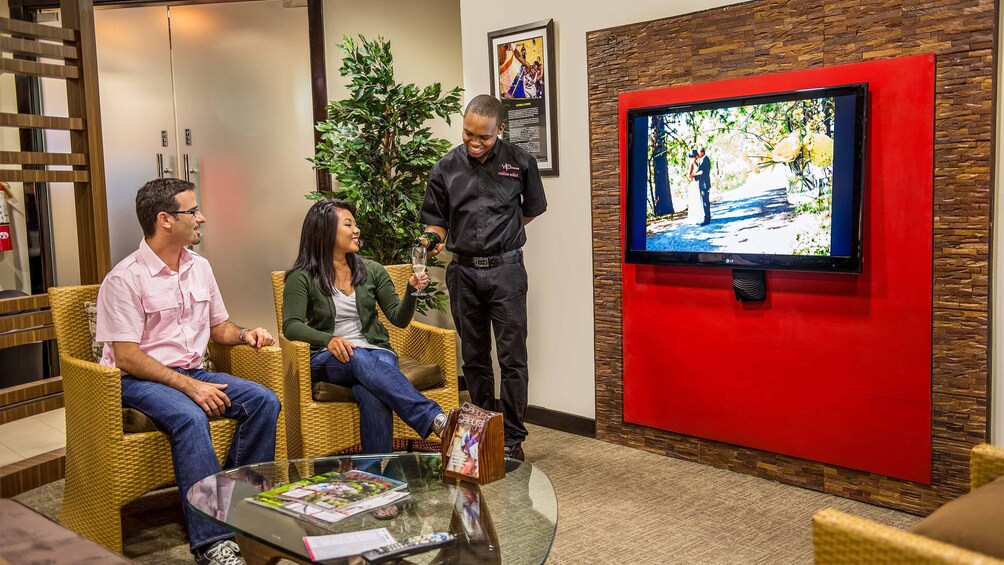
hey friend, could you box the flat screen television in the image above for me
[624,83,867,273]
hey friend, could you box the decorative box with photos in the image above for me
[441,403,505,485]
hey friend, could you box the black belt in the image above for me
[453,249,523,268]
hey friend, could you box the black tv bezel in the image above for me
[624,83,868,274]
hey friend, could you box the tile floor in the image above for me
[0,408,66,467]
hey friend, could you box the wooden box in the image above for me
[440,404,505,485]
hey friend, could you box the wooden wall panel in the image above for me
[588,0,994,514]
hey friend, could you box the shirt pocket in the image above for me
[142,294,180,325]
[189,287,212,327]
[493,174,524,209]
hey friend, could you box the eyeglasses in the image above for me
[169,208,201,218]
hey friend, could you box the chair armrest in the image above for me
[59,355,126,440]
[207,342,284,392]
[278,335,315,408]
[812,508,996,564]
[400,321,458,391]
[971,443,1004,490]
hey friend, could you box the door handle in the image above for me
[156,153,174,178]
[183,154,198,182]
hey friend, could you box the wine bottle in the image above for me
[415,232,441,251]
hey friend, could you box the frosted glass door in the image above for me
[93,6,176,265]
[169,1,315,333]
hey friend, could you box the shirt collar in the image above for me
[137,238,194,276]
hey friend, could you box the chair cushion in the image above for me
[909,475,1004,558]
[313,354,444,403]
[122,407,160,433]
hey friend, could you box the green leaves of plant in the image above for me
[309,35,463,313]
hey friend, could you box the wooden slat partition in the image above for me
[0,151,86,166]
[61,0,110,284]
[0,0,110,284]
[0,311,52,334]
[0,294,49,314]
[0,36,79,60]
[0,112,84,130]
[0,57,80,79]
[0,16,76,42]
[0,169,90,183]
[0,327,56,350]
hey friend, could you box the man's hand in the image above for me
[427,243,446,258]
[326,336,356,363]
[241,327,274,349]
[184,378,231,417]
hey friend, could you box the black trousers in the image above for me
[700,183,712,221]
[446,259,529,447]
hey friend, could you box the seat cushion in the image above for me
[122,407,160,433]
[313,354,444,403]
[909,475,1004,558]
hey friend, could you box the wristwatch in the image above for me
[239,328,249,345]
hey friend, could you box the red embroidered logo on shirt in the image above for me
[498,163,520,178]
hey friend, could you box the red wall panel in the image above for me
[620,54,934,483]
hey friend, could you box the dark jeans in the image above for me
[446,259,529,447]
[310,347,442,454]
[120,369,280,552]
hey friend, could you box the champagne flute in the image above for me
[411,246,428,297]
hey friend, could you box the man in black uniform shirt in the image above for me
[420,94,547,461]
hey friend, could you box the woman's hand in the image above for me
[409,271,430,290]
[326,336,356,363]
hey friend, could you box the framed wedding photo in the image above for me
[488,19,559,176]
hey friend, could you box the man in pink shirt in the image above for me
[95,178,279,565]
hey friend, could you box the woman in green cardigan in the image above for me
[282,199,447,454]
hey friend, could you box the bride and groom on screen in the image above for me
[686,148,712,226]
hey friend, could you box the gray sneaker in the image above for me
[195,540,244,565]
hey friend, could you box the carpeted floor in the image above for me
[14,423,919,564]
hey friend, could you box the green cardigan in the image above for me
[282,260,417,355]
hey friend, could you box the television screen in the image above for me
[624,84,867,273]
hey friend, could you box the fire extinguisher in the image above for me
[0,182,12,253]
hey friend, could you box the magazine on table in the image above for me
[248,469,408,524]
[444,403,491,479]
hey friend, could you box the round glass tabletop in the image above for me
[186,453,557,564]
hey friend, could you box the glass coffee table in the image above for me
[187,453,557,565]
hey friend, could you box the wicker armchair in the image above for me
[813,444,1004,564]
[48,285,287,552]
[270,265,459,458]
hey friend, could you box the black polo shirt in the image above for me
[421,138,547,257]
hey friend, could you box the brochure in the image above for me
[249,469,408,524]
[444,403,489,479]
[303,528,396,561]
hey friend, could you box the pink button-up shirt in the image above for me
[96,239,229,370]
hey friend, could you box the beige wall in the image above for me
[322,0,463,331]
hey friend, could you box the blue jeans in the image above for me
[310,347,442,454]
[120,369,280,552]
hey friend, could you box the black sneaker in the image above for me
[195,540,244,565]
[503,443,525,462]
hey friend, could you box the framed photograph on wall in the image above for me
[488,19,559,176]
